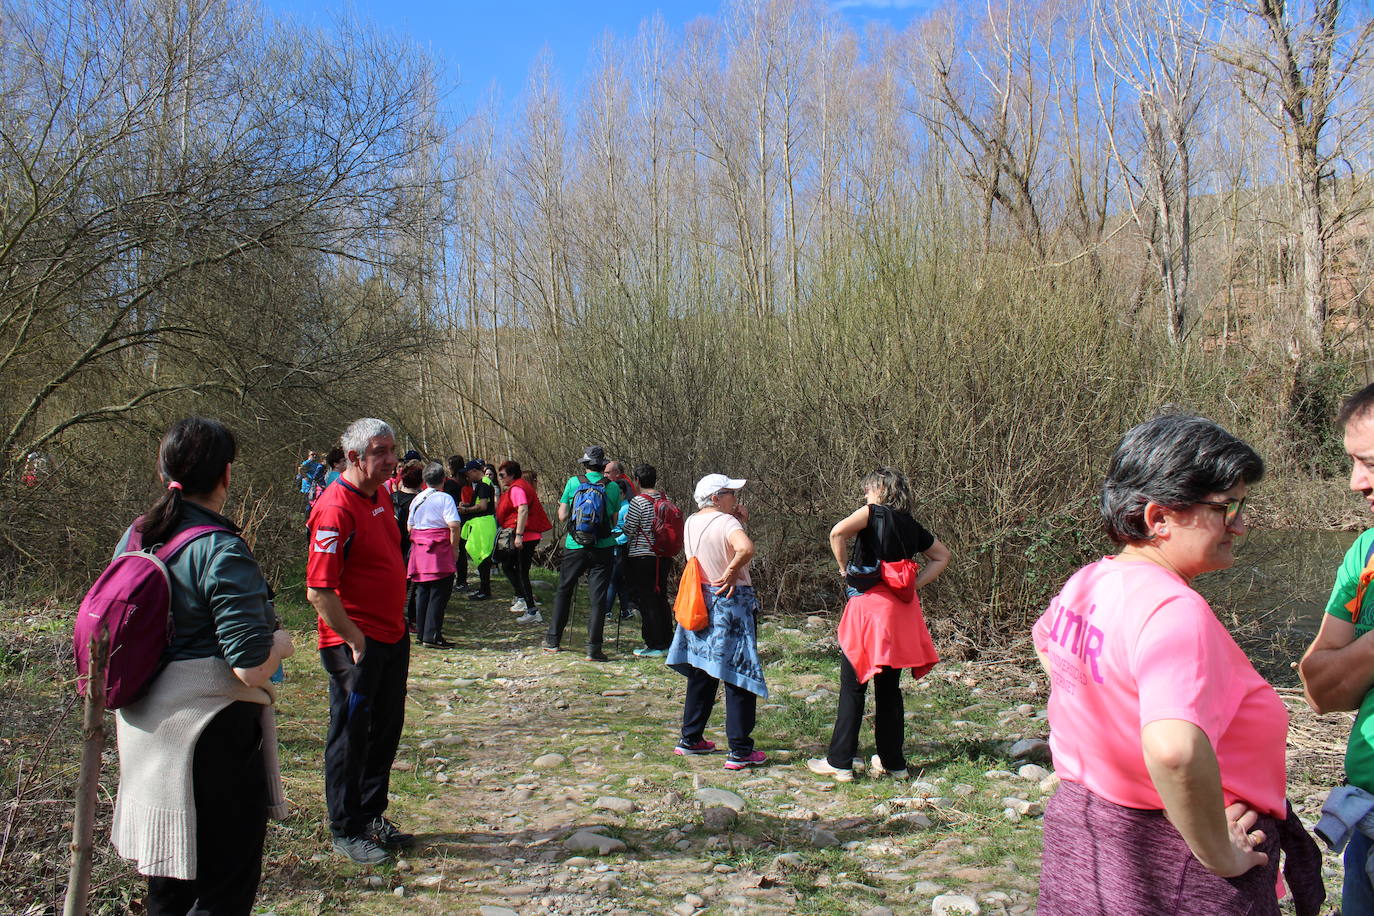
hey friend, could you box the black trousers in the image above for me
[320,634,410,838]
[681,666,755,756]
[545,545,612,651]
[500,540,538,606]
[826,653,905,772]
[146,701,267,916]
[626,555,672,649]
[472,555,492,593]
[456,537,468,586]
[414,574,454,644]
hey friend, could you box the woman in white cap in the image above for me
[666,474,769,770]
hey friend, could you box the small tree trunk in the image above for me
[64,628,109,916]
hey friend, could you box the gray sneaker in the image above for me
[516,609,543,624]
[332,834,390,865]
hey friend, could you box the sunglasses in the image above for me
[716,489,737,497]
[1196,497,1246,527]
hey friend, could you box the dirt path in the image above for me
[253,576,1347,915]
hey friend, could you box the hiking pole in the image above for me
[64,626,108,916]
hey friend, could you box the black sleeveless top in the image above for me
[854,504,935,567]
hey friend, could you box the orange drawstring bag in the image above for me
[673,557,710,631]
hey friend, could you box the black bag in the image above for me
[844,506,910,593]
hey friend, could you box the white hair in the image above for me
[341,418,394,461]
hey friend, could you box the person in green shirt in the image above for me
[1299,382,1374,913]
[543,445,624,660]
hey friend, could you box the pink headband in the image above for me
[167,480,183,491]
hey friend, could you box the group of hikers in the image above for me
[86,381,1374,916]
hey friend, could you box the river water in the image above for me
[1194,528,1361,684]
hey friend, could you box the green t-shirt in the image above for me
[558,472,623,550]
[1327,528,1374,790]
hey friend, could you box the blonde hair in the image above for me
[860,467,912,514]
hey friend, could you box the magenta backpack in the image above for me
[73,519,229,709]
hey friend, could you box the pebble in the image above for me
[479,908,520,916]
[554,698,570,709]
[453,678,478,688]
[534,753,566,769]
[912,880,945,895]
[594,796,636,813]
[563,830,627,855]
[702,806,738,831]
[771,852,804,870]
[1009,737,1050,763]
[695,787,746,811]
[415,874,443,887]
[1017,763,1050,781]
[684,892,705,906]
[392,886,405,897]
[601,689,629,697]
[809,827,840,847]
[951,783,976,797]
[565,856,592,867]
[864,908,895,916]
[932,893,982,915]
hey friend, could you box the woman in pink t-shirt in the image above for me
[1034,415,1322,916]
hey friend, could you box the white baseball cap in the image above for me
[694,474,747,503]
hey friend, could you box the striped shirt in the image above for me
[620,494,658,557]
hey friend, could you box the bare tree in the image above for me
[1214,0,1374,364]
[1092,0,1213,344]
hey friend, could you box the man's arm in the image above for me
[1299,613,1374,713]
[307,586,365,663]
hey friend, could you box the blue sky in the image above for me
[264,0,942,116]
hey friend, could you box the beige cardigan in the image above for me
[112,656,286,879]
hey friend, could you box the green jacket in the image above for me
[114,502,275,669]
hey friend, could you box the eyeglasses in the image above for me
[716,489,736,497]
[1196,497,1246,527]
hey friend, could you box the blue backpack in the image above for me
[567,474,613,546]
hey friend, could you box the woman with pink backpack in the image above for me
[109,417,294,915]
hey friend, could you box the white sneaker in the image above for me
[806,758,854,783]
[516,610,542,624]
[870,754,909,780]
[510,599,528,614]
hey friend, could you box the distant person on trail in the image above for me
[305,418,413,866]
[391,460,424,634]
[1034,415,1322,916]
[619,464,678,657]
[323,446,346,489]
[667,474,769,771]
[457,459,496,600]
[296,450,324,508]
[543,445,624,660]
[601,492,638,624]
[496,460,552,623]
[806,467,950,783]
[111,417,294,916]
[444,455,471,593]
[407,461,463,649]
[1299,383,1374,914]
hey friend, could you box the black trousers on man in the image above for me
[146,701,267,916]
[320,634,410,839]
[626,555,672,650]
[825,653,905,772]
[544,545,612,652]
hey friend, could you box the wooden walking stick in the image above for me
[64,626,108,916]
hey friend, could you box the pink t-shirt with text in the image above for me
[1032,557,1287,818]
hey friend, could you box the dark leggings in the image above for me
[826,653,905,772]
[500,540,538,605]
[146,701,267,916]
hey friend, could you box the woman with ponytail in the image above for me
[110,417,295,916]
[806,467,951,783]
